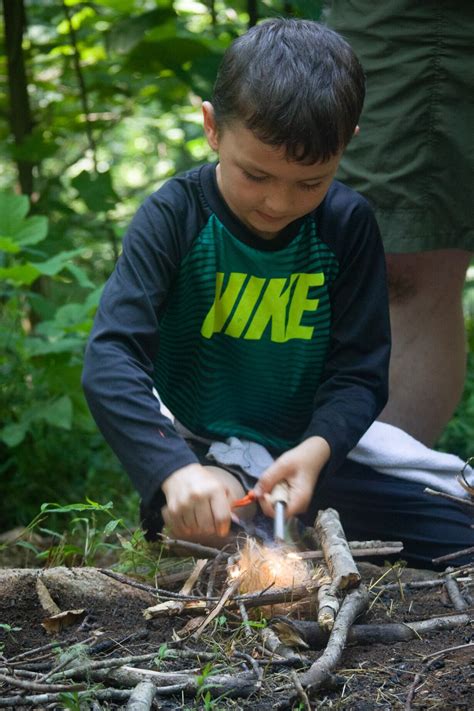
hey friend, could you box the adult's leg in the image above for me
[380,250,471,446]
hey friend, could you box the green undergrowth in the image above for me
[0,498,176,579]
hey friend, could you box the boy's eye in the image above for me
[242,170,267,183]
[300,182,322,192]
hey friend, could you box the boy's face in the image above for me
[203,102,343,240]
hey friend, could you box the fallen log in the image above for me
[272,612,472,649]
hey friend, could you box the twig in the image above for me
[422,641,474,661]
[290,669,312,711]
[159,535,222,558]
[314,508,361,593]
[0,672,86,693]
[424,487,474,508]
[405,657,438,711]
[444,569,469,611]
[0,689,131,707]
[207,548,229,599]
[192,579,240,641]
[126,680,157,711]
[432,545,474,564]
[143,559,208,618]
[299,585,369,691]
[238,601,253,638]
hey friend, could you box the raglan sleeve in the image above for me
[81,190,199,506]
[301,192,391,475]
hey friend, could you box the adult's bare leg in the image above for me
[379,250,472,446]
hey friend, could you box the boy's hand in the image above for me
[161,463,232,539]
[255,436,330,518]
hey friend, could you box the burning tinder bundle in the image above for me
[230,537,323,616]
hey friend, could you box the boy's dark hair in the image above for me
[212,18,365,163]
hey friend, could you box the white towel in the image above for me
[348,421,472,498]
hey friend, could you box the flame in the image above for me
[233,538,313,595]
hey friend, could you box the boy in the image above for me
[82,19,390,543]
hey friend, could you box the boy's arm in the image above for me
[82,189,201,511]
[303,194,391,473]
[258,192,390,515]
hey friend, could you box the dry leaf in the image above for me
[36,578,61,617]
[272,620,309,649]
[41,609,86,634]
[176,617,204,637]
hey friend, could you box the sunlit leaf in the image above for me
[0,192,29,234]
[108,8,175,54]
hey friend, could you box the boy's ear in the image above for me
[354,124,360,136]
[202,101,219,151]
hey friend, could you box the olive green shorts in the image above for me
[326,0,474,253]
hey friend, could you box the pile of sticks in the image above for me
[0,507,472,709]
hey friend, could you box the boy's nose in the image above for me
[262,189,293,215]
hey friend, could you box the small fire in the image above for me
[232,538,313,595]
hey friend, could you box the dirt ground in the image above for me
[1,553,473,711]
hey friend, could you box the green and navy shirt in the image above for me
[83,163,390,505]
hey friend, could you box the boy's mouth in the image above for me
[255,209,288,223]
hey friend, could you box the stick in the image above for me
[274,612,472,650]
[298,541,404,560]
[444,571,469,611]
[290,669,312,711]
[126,680,157,711]
[314,509,361,593]
[299,584,369,691]
[143,559,208,618]
[86,666,257,699]
[159,535,222,558]
[191,579,240,641]
[238,601,253,638]
[0,689,132,707]
[432,545,474,564]
[317,565,339,632]
[0,672,86,693]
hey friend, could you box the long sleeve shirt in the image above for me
[82,163,391,505]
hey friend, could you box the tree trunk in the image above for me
[3,0,34,195]
[247,0,258,28]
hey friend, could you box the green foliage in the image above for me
[0,0,470,542]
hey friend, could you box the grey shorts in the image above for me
[326,0,474,253]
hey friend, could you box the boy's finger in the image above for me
[194,499,218,536]
[254,460,290,496]
[210,489,232,537]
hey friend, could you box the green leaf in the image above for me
[0,192,29,235]
[0,422,28,448]
[71,171,118,212]
[0,237,21,254]
[42,395,73,430]
[33,249,84,277]
[25,336,84,357]
[108,8,175,54]
[16,216,48,247]
[0,263,41,285]
[64,263,95,289]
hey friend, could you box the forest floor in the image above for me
[0,537,473,710]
